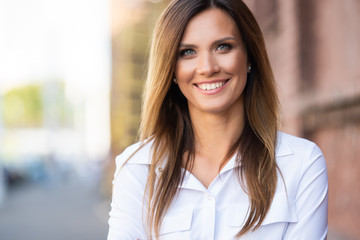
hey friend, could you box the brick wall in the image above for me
[248,0,360,238]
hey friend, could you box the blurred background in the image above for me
[0,0,358,239]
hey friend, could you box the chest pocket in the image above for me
[155,207,193,240]
[226,193,298,239]
[261,193,298,226]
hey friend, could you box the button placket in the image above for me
[202,192,216,240]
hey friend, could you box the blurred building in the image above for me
[109,0,360,239]
[248,0,360,239]
[107,0,169,187]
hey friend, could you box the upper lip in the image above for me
[193,79,229,85]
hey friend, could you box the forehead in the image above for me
[181,8,241,42]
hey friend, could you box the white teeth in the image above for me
[198,81,225,90]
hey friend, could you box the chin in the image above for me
[198,104,232,115]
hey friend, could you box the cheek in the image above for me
[220,53,248,74]
[175,60,195,83]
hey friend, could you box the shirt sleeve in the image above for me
[284,143,329,240]
[107,153,148,240]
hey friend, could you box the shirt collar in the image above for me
[275,132,293,157]
[177,133,294,190]
[178,155,238,191]
[154,132,293,178]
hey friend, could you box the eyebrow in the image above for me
[179,37,236,48]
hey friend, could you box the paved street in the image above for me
[0,175,110,240]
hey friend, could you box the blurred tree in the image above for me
[2,85,43,128]
[1,81,73,128]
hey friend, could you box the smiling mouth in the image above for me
[195,79,229,91]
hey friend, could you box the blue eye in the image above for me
[179,49,195,57]
[217,43,232,51]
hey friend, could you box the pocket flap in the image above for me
[262,193,298,225]
[160,208,193,234]
[227,192,298,227]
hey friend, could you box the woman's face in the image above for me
[175,8,249,115]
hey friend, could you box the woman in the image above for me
[107,0,328,239]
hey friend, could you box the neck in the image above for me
[188,100,245,164]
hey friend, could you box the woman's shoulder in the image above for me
[276,131,322,157]
[275,132,327,196]
[276,131,326,176]
[115,139,154,166]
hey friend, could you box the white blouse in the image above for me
[107,132,328,240]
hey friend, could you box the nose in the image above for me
[196,52,220,76]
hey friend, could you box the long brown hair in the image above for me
[140,0,279,238]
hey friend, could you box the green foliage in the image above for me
[1,81,73,128]
[2,85,43,127]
